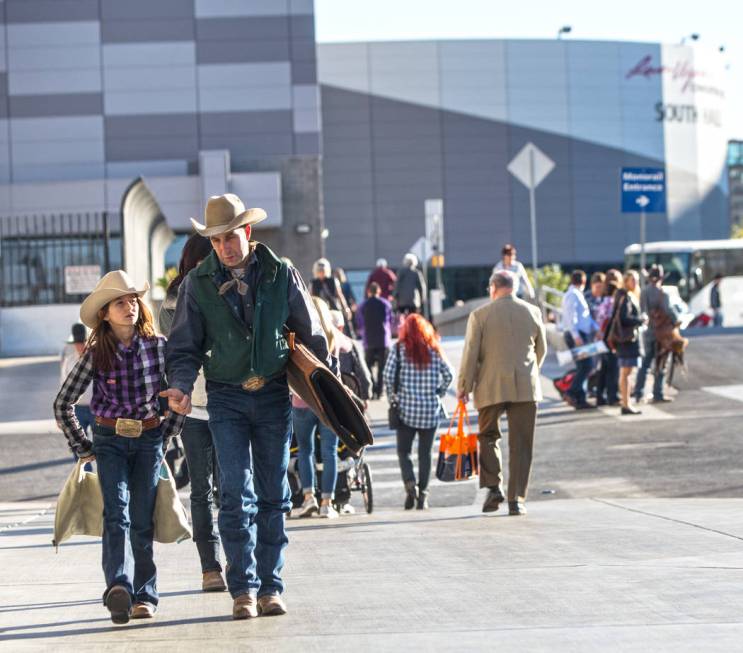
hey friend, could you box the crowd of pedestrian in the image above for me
[51,203,693,628]
[557,263,683,415]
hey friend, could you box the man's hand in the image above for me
[572,335,583,347]
[159,388,192,415]
[457,391,470,405]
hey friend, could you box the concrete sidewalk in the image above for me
[2,497,743,651]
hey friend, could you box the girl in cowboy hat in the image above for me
[53,270,185,625]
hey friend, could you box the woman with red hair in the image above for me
[383,314,453,510]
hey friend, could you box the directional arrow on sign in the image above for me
[636,195,651,209]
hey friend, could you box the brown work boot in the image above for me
[105,585,132,625]
[257,593,287,616]
[131,602,156,619]
[233,593,258,620]
[202,570,227,593]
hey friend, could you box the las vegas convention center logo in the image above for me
[626,55,723,127]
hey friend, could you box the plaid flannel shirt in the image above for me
[54,335,184,458]
[383,343,453,429]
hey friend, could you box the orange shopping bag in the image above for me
[435,401,478,482]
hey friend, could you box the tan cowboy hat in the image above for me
[190,193,267,237]
[79,270,149,329]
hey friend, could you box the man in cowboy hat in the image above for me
[162,193,334,620]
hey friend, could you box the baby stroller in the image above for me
[288,430,374,515]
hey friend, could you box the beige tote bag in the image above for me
[153,463,192,544]
[53,460,103,549]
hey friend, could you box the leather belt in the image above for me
[95,416,160,438]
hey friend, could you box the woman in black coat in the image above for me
[611,270,646,415]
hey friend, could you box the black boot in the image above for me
[416,488,429,510]
[404,481,418,510]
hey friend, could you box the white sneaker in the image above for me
[295,496,318,518]
[319,504,339,519]
[339,504,355,515]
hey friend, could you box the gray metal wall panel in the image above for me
[196,16,289,40]
[100,19,195,43]
[291,62,316,84]
[105,113,197,138]
[196,41,290,65]
[289,15,314,40]
[100,0,194,19]
[199,110,293,135]
[106,135,198,162]
[294,132,320,155]
[6,0,99,23]
[9,93,102,117]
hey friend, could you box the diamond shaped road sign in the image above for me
[507,142,555,190]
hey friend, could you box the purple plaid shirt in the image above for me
[91,336,162,419]
[54,334,184,458]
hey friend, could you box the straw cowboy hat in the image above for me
[190,193,267,237]
[79,270,149,329]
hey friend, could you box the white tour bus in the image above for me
[624,239,743,326]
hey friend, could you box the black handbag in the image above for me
[388,344,402,429]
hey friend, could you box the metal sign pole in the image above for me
[528,148,540,300]
[640,208,646,281]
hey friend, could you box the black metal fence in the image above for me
[0,212,121,307]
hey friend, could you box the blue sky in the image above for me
[315,0,742,140]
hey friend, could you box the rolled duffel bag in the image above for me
[286,334,373,455]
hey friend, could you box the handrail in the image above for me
[538,284,565,323]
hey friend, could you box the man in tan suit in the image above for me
[458,270,546,515]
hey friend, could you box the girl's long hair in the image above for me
[399,313,442,369]
[87,297,156,372]
[168,234,213,294]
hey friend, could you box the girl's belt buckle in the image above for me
[115,418,143,437]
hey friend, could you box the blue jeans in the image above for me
[566,332,591,404]
[180,416,221,573]
[292,406,338,499]
[92,423,163,606]
[207,377,292,598]
[634,339,664,401]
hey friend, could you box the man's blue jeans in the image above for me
[180,416,221,573]
[207,377,292,599]
[566,331,591,404]
[292,406,338,499]
[92,423,163,606]
[634,339,664,401]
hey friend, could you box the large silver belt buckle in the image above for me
[241,376,266,392]
[116,418,143,438]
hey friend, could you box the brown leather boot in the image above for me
[233,593,258,620]
[257,593,287,616]
[202,570,227,592]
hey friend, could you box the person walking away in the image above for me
[356,282,394,399]
[492,244,535,301]
[610,270,646,415]
[560,270,598,409]
[164,194,334,619]
[292,297,342,520]
[333,267,357,337]
[586,272,605,320]
[310,258,353,332]
[158,233,226,593]
[383,313,453,510]
[365,258,396,301]
[60,323,93,453]
[711,274,723,327]
[54,271,185,624]
[395,253,427,316]
[594,276,620,406]
[458,270,546,515]
[633,265,677,404]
